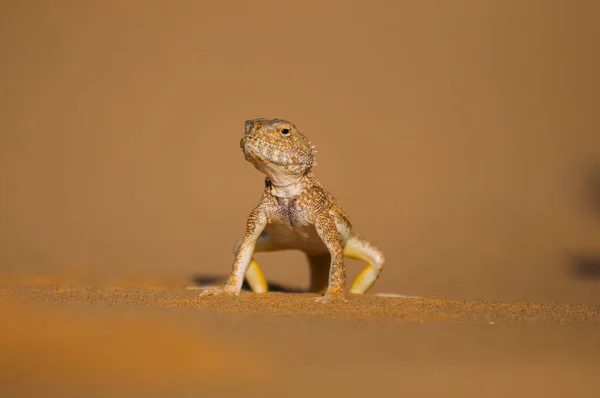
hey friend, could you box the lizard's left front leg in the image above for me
[200,205,267,297]
[313,212,347,303]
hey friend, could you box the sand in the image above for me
[1,284,599,398]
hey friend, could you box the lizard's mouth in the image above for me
[240,136,313,167]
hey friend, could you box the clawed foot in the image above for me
[314,292,348,304]
[198,285,239,298]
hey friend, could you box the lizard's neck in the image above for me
[267,170,313,198]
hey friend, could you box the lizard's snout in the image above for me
[244,119,264,135]
[244,120,254,134]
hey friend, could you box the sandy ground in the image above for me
[1,284,599,398]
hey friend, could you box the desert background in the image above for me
[1,1,599,397]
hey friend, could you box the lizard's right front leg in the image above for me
[200,205,267,297]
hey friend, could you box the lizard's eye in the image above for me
[280,128,290,136]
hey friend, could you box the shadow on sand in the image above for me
[190,274,306,293]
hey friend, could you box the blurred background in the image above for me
[1,0,599,304]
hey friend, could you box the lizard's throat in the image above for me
[259,163,307,197]
[268,174,306,197]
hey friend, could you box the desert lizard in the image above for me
[200,118,385,302]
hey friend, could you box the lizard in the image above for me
[199,118,385,302]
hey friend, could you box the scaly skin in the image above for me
[200,118,385,303]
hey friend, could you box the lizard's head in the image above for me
[241,118,315,177]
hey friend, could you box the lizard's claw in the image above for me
[314,292,348,304]
[198,285,239,298]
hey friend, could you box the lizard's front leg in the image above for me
[200,205,267,297]
[313,212,347,303]
[234,231,283,293]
